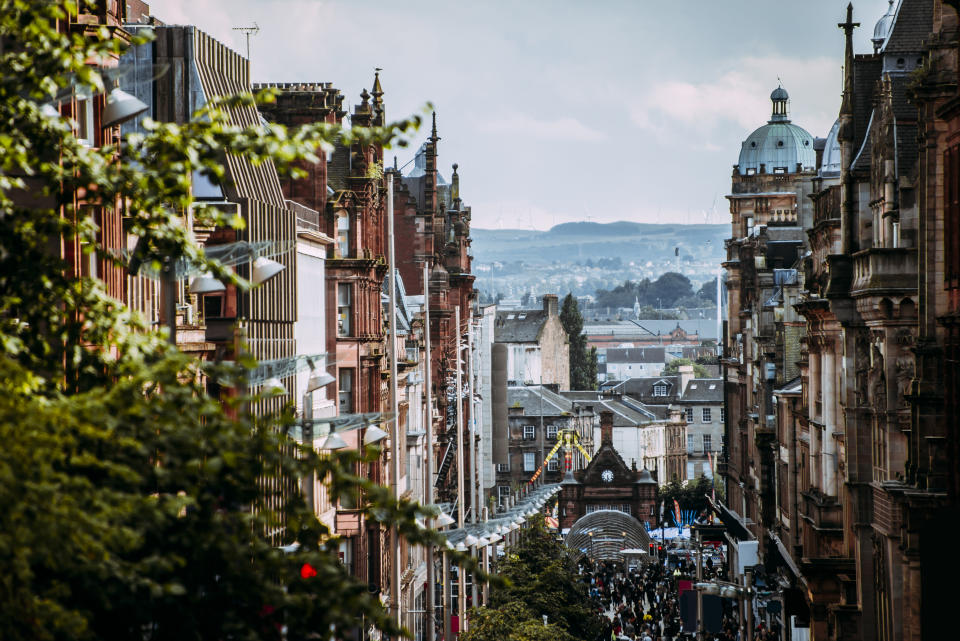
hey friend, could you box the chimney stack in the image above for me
[678,364,694,396]
[600,410,613,446]
[543,293,558,317]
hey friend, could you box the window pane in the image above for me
[523,452,536,471]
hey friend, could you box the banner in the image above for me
[673,498,682,527]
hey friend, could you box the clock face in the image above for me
[601,469,614,483]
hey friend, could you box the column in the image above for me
[822,349,837,496]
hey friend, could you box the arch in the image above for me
[899,297,916,319]
[565,509,651,563]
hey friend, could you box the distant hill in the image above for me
[471,221,727,265]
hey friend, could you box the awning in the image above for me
[707,496,753,541]
[769,531,802,579]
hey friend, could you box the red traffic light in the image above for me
[300,562,318,579]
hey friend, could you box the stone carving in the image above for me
[894,327,915,348]
[895,356,915,409]
[855,331,870,407]
[870,344,887,411]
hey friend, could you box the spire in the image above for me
[430,111,438,144]
[371,67,384,117]
[838,3,860,116]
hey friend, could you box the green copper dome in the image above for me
[737,86,816,176]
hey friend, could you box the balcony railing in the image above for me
[850,247,917,297]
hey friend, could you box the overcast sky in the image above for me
[158,0,893,229]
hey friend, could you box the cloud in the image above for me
[630,56,839,140]
[480,113,607,143]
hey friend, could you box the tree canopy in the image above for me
[0,3,450,639]
[560,293,597,390]
[594,272,695,310]
[462,517,604,641]
[663,357,710,379]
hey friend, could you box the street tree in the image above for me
[0,2,461,639]
[560,293,597,390]
[465,516,604,641]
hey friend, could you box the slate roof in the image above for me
[495,309,548,343]
[677,378,723,404]
[605,347,666,364]
[559,392,653,426]
[507,385,573,416]
[853,55,883,160]
[608,376,683,402]
[881,0,933,55]
[619,395,671,421]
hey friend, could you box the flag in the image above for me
[673,499,681,527]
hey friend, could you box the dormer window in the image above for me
[653,383,668,397]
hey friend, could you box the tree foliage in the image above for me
[560,293,596,390]
[461,517,604,641]
[663,357,710,379]
[0,2,454,639]
[594,272,694,310]
[658,476,716,517]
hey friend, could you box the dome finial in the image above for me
[770,84,790,123]
[872,0,896,53]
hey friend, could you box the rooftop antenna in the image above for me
[233,22,259,61]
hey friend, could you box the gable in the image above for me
[579,442,633,486]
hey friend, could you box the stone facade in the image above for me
[719,3,960,640]
[559,411,659,531]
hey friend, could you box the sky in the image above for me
[157,0,894,229]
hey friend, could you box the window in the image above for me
[702,408,712,423]
[685,407,694,423]
[653,383,668,397]
[720,407,726,423]
[523,452,536,472]
[703,434,712,452]
[203,294,224,318]
[522,425,535,440]
[496,461,510,473]
[546,425,558,439]
[687,434,696,452]
[497,485,511,507]
[547,458,559,472]
[586,504,631,515]
[338,368,353,414]
[336,210,350,257]
[74,92,94,147]
[337,284,352,336]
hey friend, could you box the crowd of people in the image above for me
[577,542,780,641]
[581,557,682,640]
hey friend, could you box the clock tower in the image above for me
[559,410,658,530]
